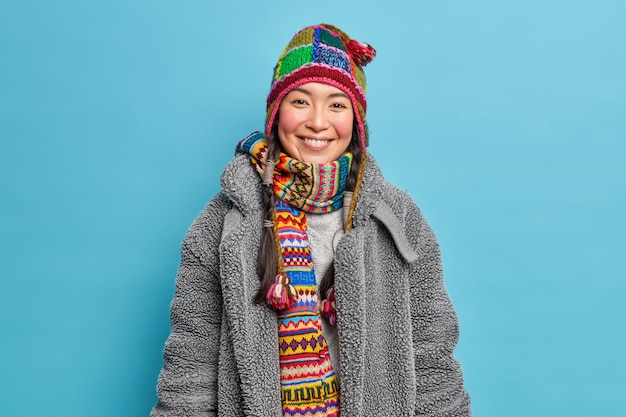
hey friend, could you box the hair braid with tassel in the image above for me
[253,122,365,314]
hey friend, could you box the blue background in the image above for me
[1,1,624,416]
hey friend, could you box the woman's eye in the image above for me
[291,99,308,105]
[331,102,348,109]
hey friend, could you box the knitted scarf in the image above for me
[237,131,349,417]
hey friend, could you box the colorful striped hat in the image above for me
[266,24,376,149]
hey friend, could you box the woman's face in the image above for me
[277,82,354,164]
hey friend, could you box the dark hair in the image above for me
[253,121,363,304]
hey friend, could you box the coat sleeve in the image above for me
[151,194,231,417]
[402,196,472,417]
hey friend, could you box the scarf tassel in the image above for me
[266,273,297,310]
[319,286,337,325]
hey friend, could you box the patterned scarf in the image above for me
[237,131,350,417]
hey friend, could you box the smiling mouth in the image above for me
[301,137,332,147]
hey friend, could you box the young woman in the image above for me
[152,23,471,417]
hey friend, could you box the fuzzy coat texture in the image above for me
[151,153,471,417]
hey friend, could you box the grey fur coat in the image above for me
[152,154,471,416]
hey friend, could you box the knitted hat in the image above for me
[266,24,376,149]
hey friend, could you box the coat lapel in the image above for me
[331,155,385,415]
[219,212,283,417]
[334,225,368,416]
[219,156,283,416]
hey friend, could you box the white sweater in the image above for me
[306,210,344,377]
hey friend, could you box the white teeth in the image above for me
[302,138,328,147]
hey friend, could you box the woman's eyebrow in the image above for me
[289,87,350,100]
[328,92,350,99]
[290,87,312,95]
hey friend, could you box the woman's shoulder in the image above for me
[361,154,422,214]
[185,192,233,241]
[219,154,263,216]
[184,152,261,242]
[362,155,435,244]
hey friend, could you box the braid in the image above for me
[253,131,282,304]
[254,121,366,307]
[318,124,364,299]
[346,147,367,232]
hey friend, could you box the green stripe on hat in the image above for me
[318,28,345,51]
[277,45,314,78]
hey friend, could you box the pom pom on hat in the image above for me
[347,39,376,66]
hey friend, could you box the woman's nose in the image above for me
[305,107,330,132]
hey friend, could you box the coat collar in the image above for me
[350,153,386,226]
[220,154,264,217]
